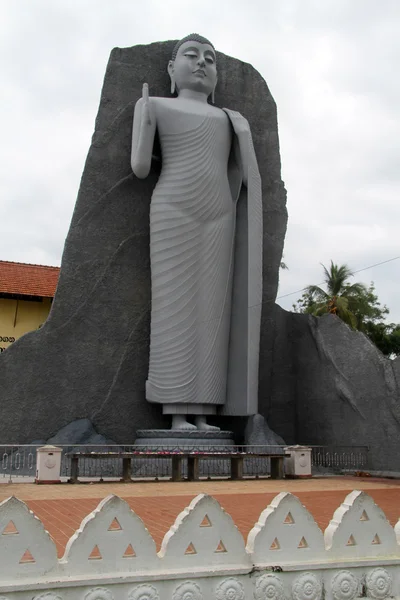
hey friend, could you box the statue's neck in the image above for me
[177,89,209,103]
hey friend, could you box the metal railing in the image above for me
[0,445,38,481]
[0,444,369,482]
[310,445,369,472]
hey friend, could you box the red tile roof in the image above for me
[0,261,60,298]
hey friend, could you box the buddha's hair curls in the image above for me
[171,33,215,60]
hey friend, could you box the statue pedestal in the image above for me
[133,430,235,478]
[134,429,234,449]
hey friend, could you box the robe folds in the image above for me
[145,108,262,416]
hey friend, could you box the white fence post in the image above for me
[36,445,63,484]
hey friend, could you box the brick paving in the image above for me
[1,477,399,558]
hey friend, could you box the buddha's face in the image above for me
[168,40,217,97]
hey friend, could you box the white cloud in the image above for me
[0,0,399,323]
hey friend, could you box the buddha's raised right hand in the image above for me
[131,83,157,179]
[142,83,154,126]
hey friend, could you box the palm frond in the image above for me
[304,285,329,303]
[333,296,357,327]
[322,261,355,295]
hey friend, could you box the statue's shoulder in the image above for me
[223,108,248,122]
[223,108,250,134]
[150,96,178,119]
[150,96,173,104]
[150,97,174,108]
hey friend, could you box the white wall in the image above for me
[0,490,399,599]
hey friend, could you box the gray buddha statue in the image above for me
[131,34,263,430]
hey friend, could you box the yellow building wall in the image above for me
[0,297,52,353]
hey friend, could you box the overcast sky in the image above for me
[1,0,399,321]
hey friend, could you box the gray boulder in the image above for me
[266,306,400,471]
[245,413,286,447]
[46,418,117,448]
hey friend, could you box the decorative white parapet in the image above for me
[0,490,400,600]
[324,490,398,560]
[61,495,160,576]
[159,494,251,572]
[0,495,58,582]
[247,491,325,566]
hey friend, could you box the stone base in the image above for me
[134,430,235,478]
[135,429,234,449]
[35,479,62,485]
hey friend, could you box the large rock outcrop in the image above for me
[0,40,287,443]
[266,306,400,471]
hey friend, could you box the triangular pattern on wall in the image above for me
[199,514,212,527]
[0,496,58,578]
[325,491,398,557]
[108,517,122,531]
[247,492,325,564]
[122,544,136,557]
[19,549,35,564]
[346,535,356,546]
[371,534,381,545]
[88,545,102,560]
[62,495,158,573]
[215,540,227,553]
[184,543,197,555]
[270,537,280,550]
[159,494,249,568]
[283,512,295,524]
[2,520,19,535]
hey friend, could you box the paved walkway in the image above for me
[1,477,399,558]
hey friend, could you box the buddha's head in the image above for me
[168,33,217,101]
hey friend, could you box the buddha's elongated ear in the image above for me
[168,60,175,95]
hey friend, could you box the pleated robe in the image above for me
[145,108,262,416]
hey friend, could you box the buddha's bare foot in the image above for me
[171,415,196,430]
[195,416,220,431]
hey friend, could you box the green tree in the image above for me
[293,261,399,356]
[362,322,400,357]
[351,282,389,329]
[293,261,369,328]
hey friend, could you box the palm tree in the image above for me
[302,261,368,328]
